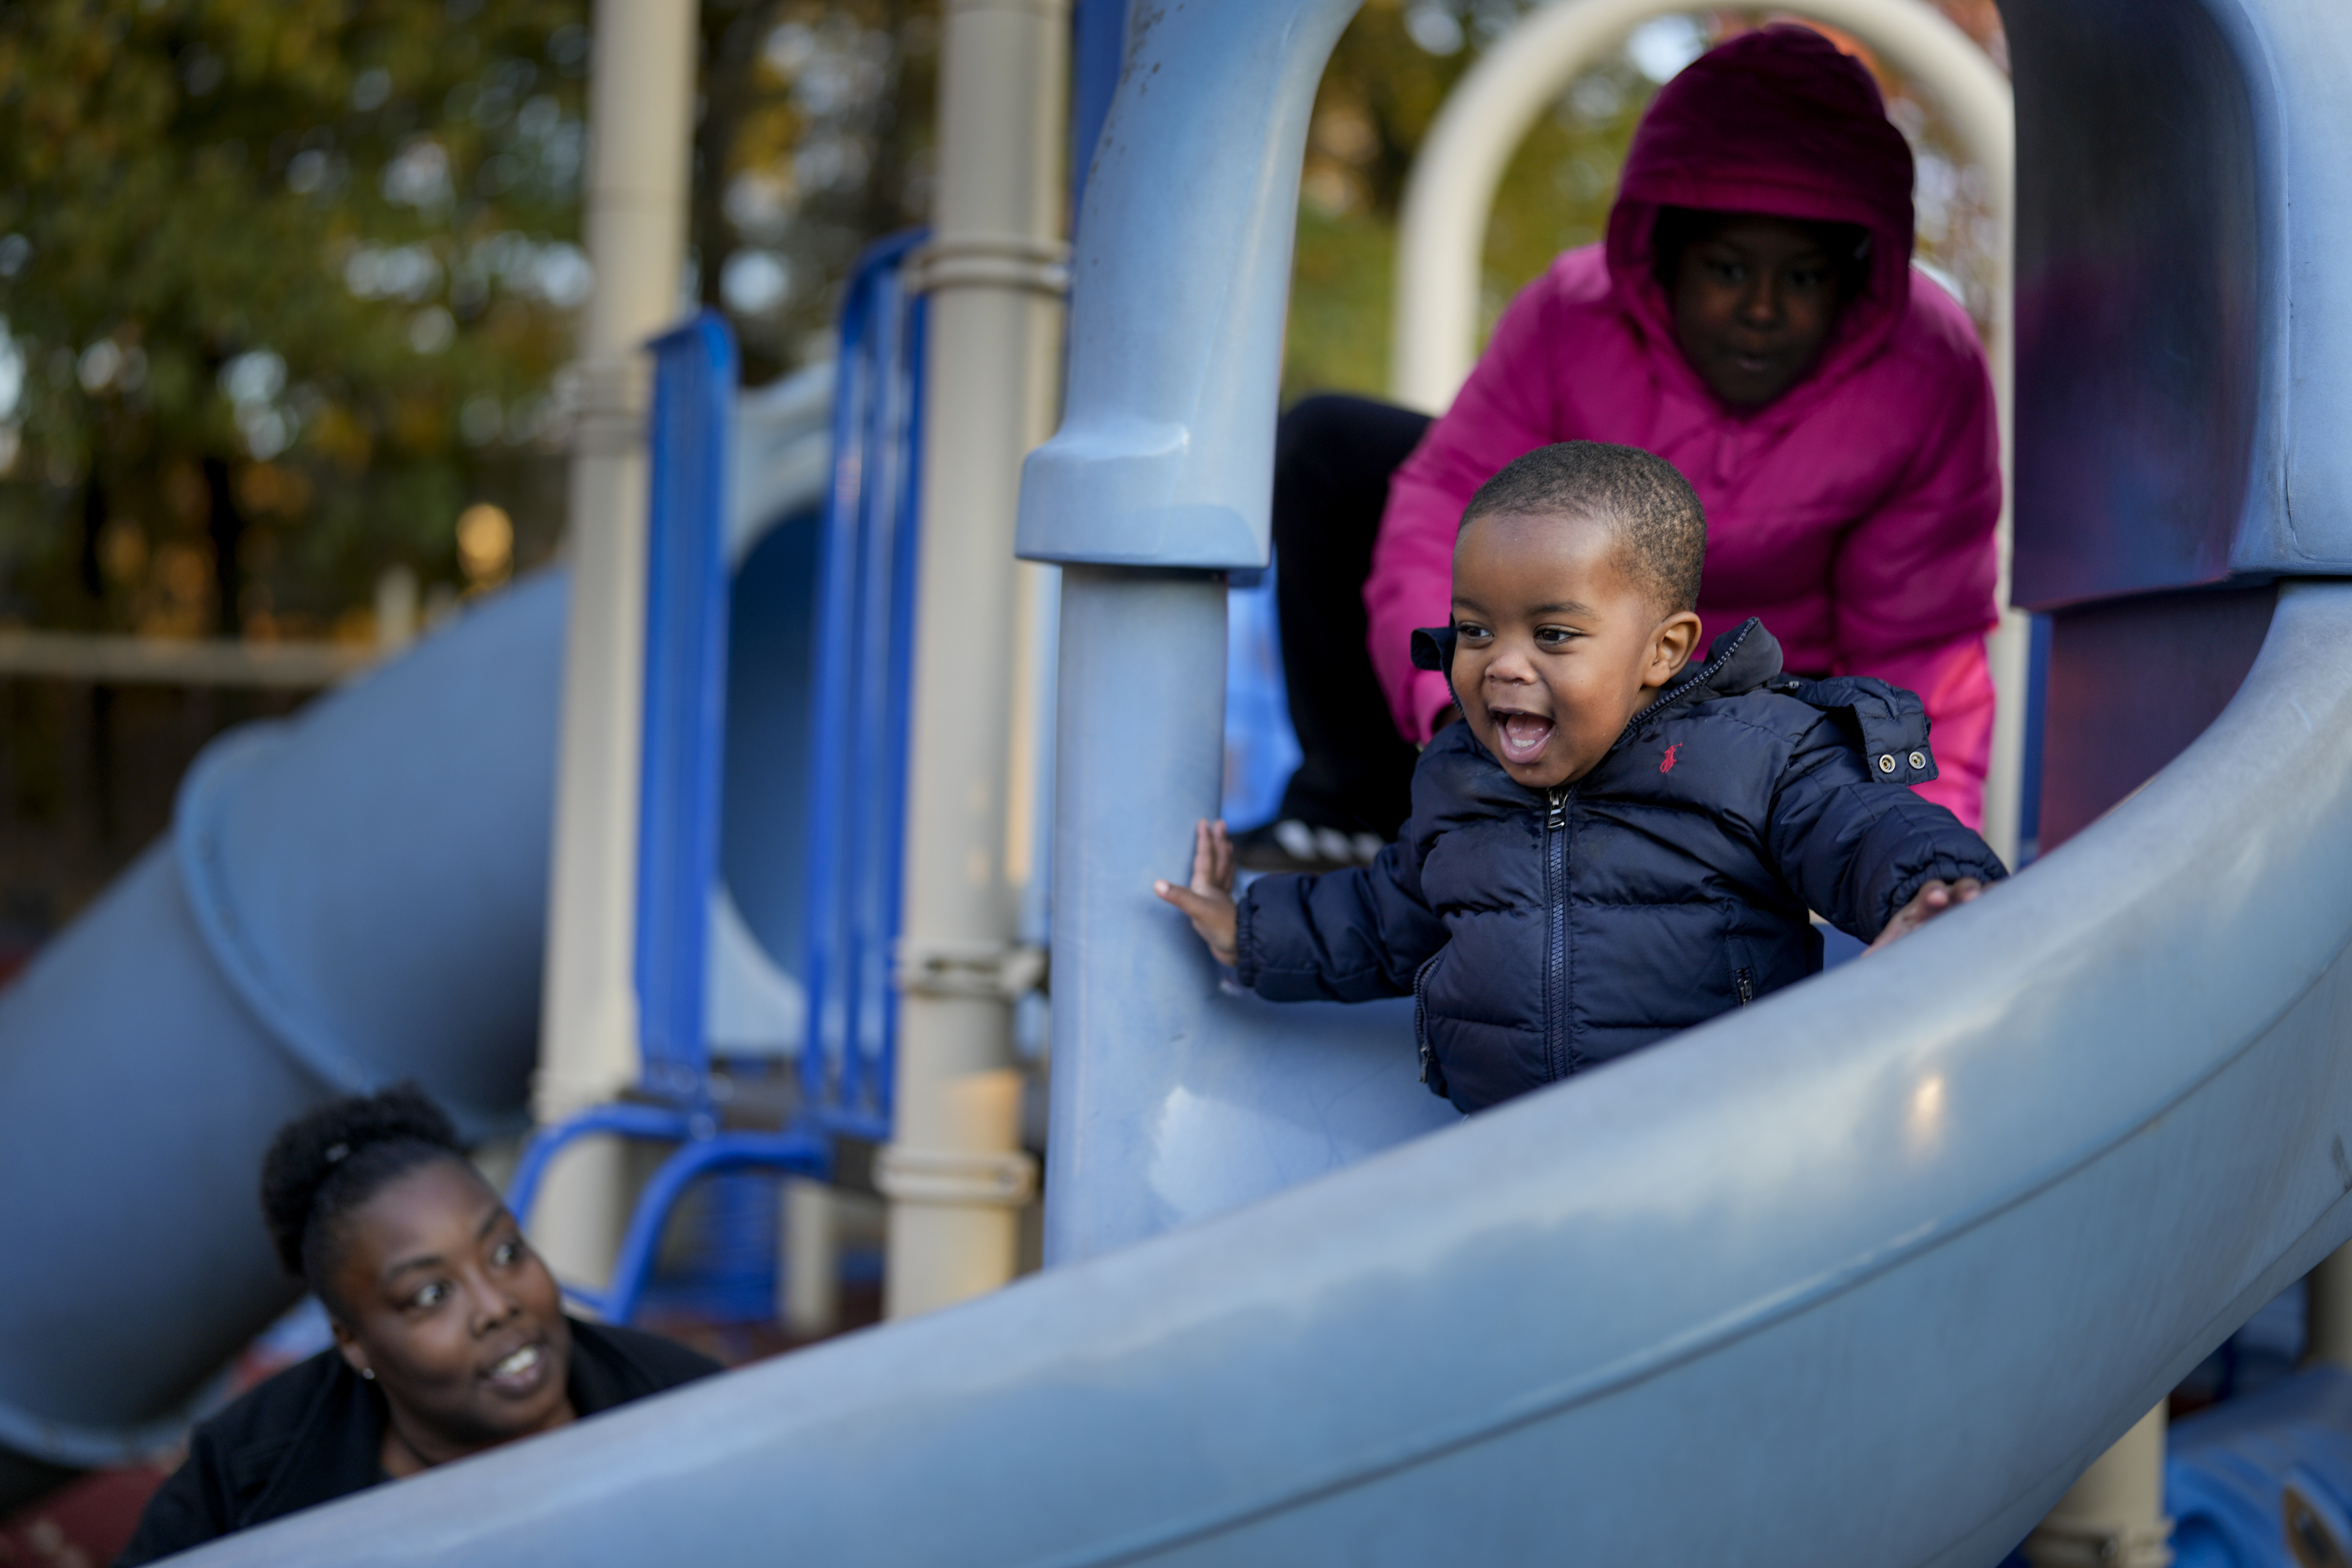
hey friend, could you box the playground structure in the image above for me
[3,0,2352,1562]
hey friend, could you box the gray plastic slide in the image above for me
[166,581,2352,1566]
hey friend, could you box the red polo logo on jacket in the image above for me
[1659,743,1681,775]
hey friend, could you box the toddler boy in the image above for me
[1157,441,2006,1113]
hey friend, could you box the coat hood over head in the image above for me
[1607,25,1918,397]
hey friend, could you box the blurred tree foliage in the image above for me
[694,0,940,385]
[1287,0,1656,402]
[0,0,939,642]
[0,0,596,640]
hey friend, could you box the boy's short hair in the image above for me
[1460,441,1707,614]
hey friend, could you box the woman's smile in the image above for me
[482,1339,552,1397]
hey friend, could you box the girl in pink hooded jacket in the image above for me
[1370,25,1999,827]
[1256,24,1998,864]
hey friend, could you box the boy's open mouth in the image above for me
[1493,710,1554,764]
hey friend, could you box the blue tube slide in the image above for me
[0,577,564,1469]
[2169,1367,2352,1566]
[0,362,835,1478]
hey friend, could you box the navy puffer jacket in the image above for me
[1235,619,2007,1113]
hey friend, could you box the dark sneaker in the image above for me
[1231,819,1387,873]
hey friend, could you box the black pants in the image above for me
[1268,394,1434,841]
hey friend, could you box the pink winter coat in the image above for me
[1366,26,2001,826]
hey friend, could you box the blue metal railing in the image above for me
[799,229,929,1144]
[636,312,739,1106]
[510,310,831,1323]
[513,238,931,1319]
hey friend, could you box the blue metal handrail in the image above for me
[636,311,738,1106]
[514,244,930,1318]
[510,309,832,1323]
[799,229,929,1144]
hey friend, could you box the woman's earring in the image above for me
[360,1368,376,1381]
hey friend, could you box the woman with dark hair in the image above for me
[1252,25,2001,867]
[117,1086,718,1562]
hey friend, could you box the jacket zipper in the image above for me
[1546,785,1570,1080]
[1412,952,1444,1090]
[1735,966,1755,1006]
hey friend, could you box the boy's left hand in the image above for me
[1866,877,1986,952]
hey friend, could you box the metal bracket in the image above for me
[557,355,652,456]
[873,1143,1039,1208]
[894,938,1048,1000]
[2020,1520,2174,1568]
[905,234,1072,298]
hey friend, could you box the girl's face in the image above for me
[1668,214,1848,409]
[327,1159,575,1467]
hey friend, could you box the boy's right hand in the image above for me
[1155,820,1239,967]
[1866,876,1987,952]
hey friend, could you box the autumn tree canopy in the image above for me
[0,0,939,642]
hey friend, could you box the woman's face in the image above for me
[1668,214,1848,408]
[327,1158,574,1463]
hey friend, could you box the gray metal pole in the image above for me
[879,0,1071,1318]
[532,0,699,1284]
[1018,0,1372,1265]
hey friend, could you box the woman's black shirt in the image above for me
[116,1318,719,1564]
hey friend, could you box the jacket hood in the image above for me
[1607,25,1917,410]
[1666,616,1785,707]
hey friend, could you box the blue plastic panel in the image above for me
[1221,568,1300,828]
[1068,0,1127,220]
[2009,0,2266,608]
[719,513,822,983]
[717,362,837,985]
[2011,0,2352,605]
[2037,584,2276,850]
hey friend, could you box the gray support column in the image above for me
[531,0,698,1284]
[878,0,1070,1319]
[1017,0,1368,1265]
[2023,1405,2174,1568]
[2304,1241,2352,1368]
[1041,568,1228,1256]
